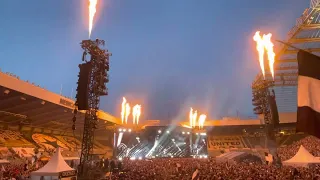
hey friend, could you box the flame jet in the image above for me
[121,97,127,124]
[253,31,276,79]
[88,0,98,38]
[125,103,131,124]
[253,31,266,79]
[198,114,207,129]
[263,33,275,79]
[192,111,198,128]
[189,108,194,127]
[133,105,141,125]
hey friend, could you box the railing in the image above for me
[310,0,320,8]
[276,0,320,55]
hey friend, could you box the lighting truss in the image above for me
[78,39,111,177]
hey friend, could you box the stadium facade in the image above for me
[271,1,320,121]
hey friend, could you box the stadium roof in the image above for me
[0,71,120,133]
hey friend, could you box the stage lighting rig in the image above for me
[251,74,275,125]
[75,39,112,176]
[251,74,281,166]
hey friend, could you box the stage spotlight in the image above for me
[166,131,170,134]
[130,157,136,160]
[171,139,175,142]
[158,130,162,134]
[196,133,199,135]
[118,157,123,161]
[119,129,122,132]
[123,129,127,132]
[128,129,132,132]
[182,132,185,134]
[187,132,190,135]
[138,157,142,160]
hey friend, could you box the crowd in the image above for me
[0,160,45,180]
[278,136,320,161]
[109,158,320,180]
[0,135,320,179]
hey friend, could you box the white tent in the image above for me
[283,145,320,167]
[31,148,76,180]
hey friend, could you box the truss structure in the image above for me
[264,0,320,112]
[78,39,111,178]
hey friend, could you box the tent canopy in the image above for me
[283,145,320,167]
[31,148,74,176]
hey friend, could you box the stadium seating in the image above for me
[0,130,112,159]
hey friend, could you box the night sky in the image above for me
[0,0,308,121]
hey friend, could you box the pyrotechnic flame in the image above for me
[125,103,131,124]
[88,0,98,38]
[253,31,276,80]
[253,31,266,79]
[121,97,127,124]
[198,114,207,129]
[133,105,140,125]
[263,33,275,79]
[133,105,141,125]
[192,111,197,128]
[189,108,194,127]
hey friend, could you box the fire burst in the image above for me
[192,111,197,128]
[121,97,131,124]
[189,108,198,128]
[198,114,206,129]
[133,105,141,125]
[121,97,127,124]
[253,31,276,79]
[263,34,275,80]
[88,0,98,38]
[189,108,194,127]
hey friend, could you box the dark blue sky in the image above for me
[0,0,307,121]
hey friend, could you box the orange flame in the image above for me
[125,103,131,124]
[88,0,98,38]
[198,114,206,129]
[121,97,127,124]
[253,31,265,79]
[133,105,141,125]
[189,108,194,127]
[253,31,276,79]
[192,111,197,128]
[263,33,275,79]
